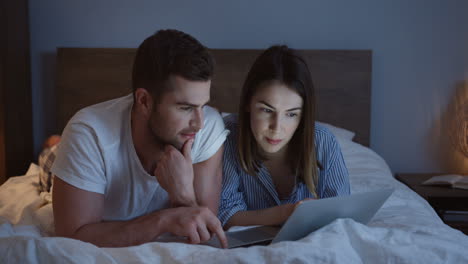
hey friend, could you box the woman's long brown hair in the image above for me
[237,45,319,197]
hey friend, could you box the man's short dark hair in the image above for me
[132,29,214,98]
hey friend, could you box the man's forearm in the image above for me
[68,211,164,247]
[169,184,198,207]
[192,145,224,214]
[194,179,220,214]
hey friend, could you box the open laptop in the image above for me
[205,189,394,248]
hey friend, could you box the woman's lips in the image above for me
[266,137,282,145]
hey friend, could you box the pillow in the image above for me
[38,144,58,193]
[316,121,355,141]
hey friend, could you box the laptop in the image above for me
[205,189,394,248]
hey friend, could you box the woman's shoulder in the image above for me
[314,122,338,144]
[223,113,238,126]
[314,122,342,160]
[223,114,239,136]
[221,114,243,170]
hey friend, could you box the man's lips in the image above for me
[180,133,196,139]
[266,137,282,145]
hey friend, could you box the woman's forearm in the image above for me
[225,203,295,229]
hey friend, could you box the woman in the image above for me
[218,45,350,229]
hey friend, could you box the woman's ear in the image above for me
[134,88,153,117]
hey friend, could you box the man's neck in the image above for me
[131,108,164,175]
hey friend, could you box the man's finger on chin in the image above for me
[182,139,194,159]
[164,144,174,153]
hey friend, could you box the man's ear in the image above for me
[134,88,153,117]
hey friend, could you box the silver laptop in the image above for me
[206,189,394,248]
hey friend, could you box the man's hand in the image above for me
[158,206,228,248]
[154,139,196,207]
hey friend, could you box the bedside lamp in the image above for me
[449,85,468,174]
[451,101,468,158]
[423,95,468,190]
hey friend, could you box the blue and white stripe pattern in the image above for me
[218,116,350,226]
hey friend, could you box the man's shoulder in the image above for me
[198,106,225,134]
[190,106,229,163]
[202,105,222,122]
[71,94,132,124]
[64,94,133,146]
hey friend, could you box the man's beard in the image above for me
[148,123,184,151]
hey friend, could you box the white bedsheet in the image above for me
[1,140,468,263]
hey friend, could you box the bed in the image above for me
[1,48,467,263]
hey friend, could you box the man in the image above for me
[51,29,228,248]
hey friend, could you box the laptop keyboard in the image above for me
[228,227,276,242]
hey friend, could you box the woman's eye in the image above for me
[261,108,273,113]
[287,112,298,118]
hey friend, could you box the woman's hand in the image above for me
[225,197,317,228]
[276,203,296,224]
[293,197,316,209]
[277,198,317,224]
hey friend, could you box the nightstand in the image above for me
[395,173,468,235]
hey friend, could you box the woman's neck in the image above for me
[261,144,288,164]
[262,145,297,199]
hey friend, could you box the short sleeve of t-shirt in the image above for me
[51,123,107,194]
[191,106,229,163]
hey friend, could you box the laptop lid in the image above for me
[271,189,394,243]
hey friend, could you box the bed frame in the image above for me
[56,48,372,146]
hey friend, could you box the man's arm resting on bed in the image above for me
[52,177,227,248]
[193,145,224,214]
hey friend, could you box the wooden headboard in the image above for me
[57,48,372,146]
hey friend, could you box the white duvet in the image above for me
[1,139,468,264]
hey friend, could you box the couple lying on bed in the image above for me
[45,29,350,249]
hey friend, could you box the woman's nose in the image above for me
[269,115,280,132]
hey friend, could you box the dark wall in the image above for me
[0,0,33,181]
[28,0,468,173]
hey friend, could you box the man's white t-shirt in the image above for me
[51,94,228,221]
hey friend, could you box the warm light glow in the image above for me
[446,82,468,174]
[452,101,468,158]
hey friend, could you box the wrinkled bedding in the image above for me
[1,139,467,263]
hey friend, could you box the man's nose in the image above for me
[190,108,204,131]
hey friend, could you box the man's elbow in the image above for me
[54,221,83,239]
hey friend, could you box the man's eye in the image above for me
[180,107,193,112]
